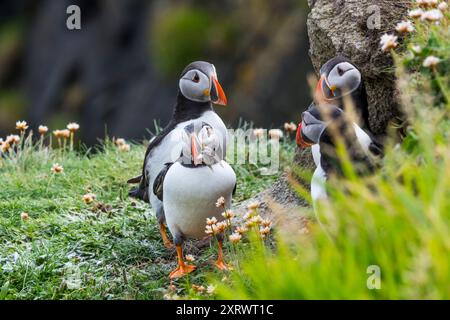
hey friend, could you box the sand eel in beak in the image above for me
[127,61,228,249]
[153,122,236,279]
[298,104,382,206]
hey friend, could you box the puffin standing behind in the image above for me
[297,104,382,205]
[297,57,383,166]
[153,122,236,279]
[128,61,228,248]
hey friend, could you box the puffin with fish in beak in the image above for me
[128,61,228,249]
[153,121,237,279]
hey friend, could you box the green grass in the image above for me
[0,130,295,299]
[203,5,450,300]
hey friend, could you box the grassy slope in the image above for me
[0,136,293,299]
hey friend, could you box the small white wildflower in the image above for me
[411,45,422,54]
[206,217,218,225]
[409,8,424,18]
[421,9,443,21]
[268,129,283,140]
[395,20,415,33]
[115,138,126,146]
[229,233,242,244]
[215,196,225,208]
[67,122,80,132]
[38,125,48,135]
[247,201,260,210]
[260,226,271,235]
[423,55,440,68]
[438,2,448,10]
[6,135,20,144]
[185,254,195,262]
[206,285,216,295]
[222,210,235,219]
[20,212,29,220]
[119,143,131,152]
[82,193,97,204]
[235,226,248,235]
[253,128,264,138]
[51,163,64,174]
[380,34,398,52]
[15,121,28,131]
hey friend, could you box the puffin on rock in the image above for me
[128,61,228,249]
[153,121,236,279]
[297,57,383,167]
[297,104,382,205]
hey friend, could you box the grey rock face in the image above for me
[307,0,409,134]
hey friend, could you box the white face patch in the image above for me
[179,69,211,102]
[327,62,361,97]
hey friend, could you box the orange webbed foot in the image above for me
[214,259,229,271]
[169,264,196,279]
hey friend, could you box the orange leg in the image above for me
[159,223,173,249]
[214,240,229,271]
[169,245,196,279]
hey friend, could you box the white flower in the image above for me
[222,210,235,219]
[67,122,80,132]
[235,226,248,235]
[409,8,424,18]
[438,2,448,10]
[51,163,64,174]
[395,20,415,33]
[185,254,195,262]
[215,196,225,208]
[15,121,28,131]
[421,9,443,21]
[411,45,422,54]
[229,233,242,244]
[284,122,297,133]
[261,218,272,228]
[82,193,97,204]
[115,138,126,146]
[260,226,271,235]
[118,143,131,152]
[380,34,398,52]
[206,285,216,295]
[6,135,20,144]
[423,56,440,68]
[268,129,283,140]
[38,125,48,135]
[20,212,29,220]
[247,201,260,210]
[253,128,264,138]
[206,217,218,225]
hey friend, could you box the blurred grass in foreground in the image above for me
[208,5,450,300]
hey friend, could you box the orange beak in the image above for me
[212,77,227,106]
[191,134,201,166]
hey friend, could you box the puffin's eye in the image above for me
[337,66,344,76]
[192,73,200,83]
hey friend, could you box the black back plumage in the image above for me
[128,81,214,202]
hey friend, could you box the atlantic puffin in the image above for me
[128,61,228,248]
[297,104,382,204]
[153,121,236,279]
[298,57,383,167]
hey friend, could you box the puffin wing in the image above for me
[153,162,174,201]
[128,119,178,202]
